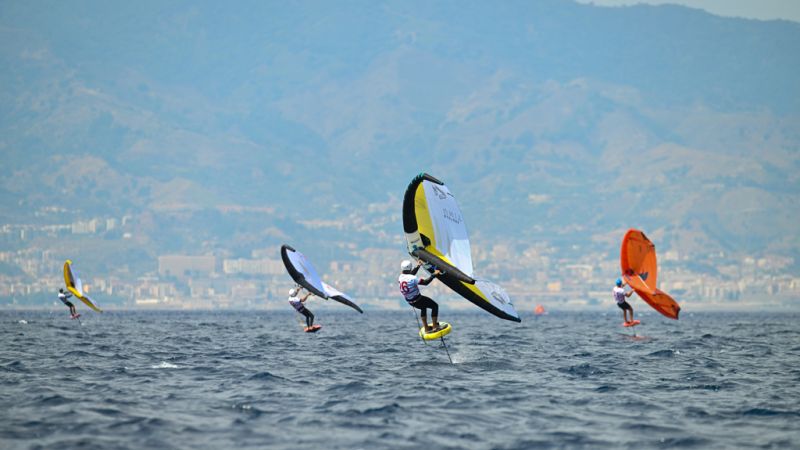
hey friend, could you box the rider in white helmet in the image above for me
[613,277,635,324]
[398,259,442,332]
[288,286,315,329]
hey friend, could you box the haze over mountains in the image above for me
[1,0,798,283]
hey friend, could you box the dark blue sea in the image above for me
[2,310,799,449]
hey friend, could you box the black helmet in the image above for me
[59,288,64,293]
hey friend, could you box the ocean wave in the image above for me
[1,310,797,450]
[150,361,179,369]
[558,363,607,377]
[248,371,286,382]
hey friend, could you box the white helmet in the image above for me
[400,260,413,272]
[289,287,298,297]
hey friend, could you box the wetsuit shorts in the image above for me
[60,299,74,308]
[408,295,438,314]
[617,301,632,311]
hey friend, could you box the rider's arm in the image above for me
[418,270,441,286]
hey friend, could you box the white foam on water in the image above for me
[151,361,179,369]
[448,346,474,364]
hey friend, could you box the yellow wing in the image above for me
[63,260,103,313]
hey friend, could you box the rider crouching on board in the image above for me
[288,287,315,329]
[613,278,635,324]
[58,288,78,319]
[399,260,442,333]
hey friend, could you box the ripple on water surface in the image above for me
[0,310,798,450]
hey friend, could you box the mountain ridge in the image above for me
[1,0,798,275]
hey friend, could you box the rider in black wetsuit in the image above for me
[288,287,315,329]
[58,288,78,318]
[398,260,441,332]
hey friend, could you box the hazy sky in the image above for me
[576,0,800,22]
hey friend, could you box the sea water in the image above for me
[1,310,798,449]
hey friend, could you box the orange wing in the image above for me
[620,229,680,320]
